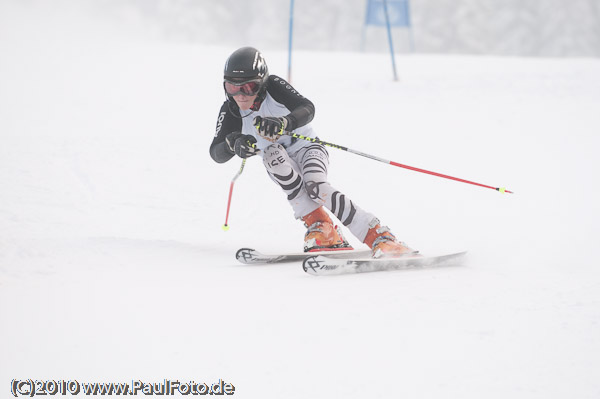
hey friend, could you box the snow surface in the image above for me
[1,3,600,399]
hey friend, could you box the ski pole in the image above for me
[280,130,513,194]
[222,158,247,231]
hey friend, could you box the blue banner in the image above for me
[365,0,411,27]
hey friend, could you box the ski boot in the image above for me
[302,207,352,252]
[364,220,417,258]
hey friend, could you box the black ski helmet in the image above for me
[223,47,269,85]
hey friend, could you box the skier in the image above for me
[210,47,416,258]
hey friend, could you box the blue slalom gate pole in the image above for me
[288,0,295,82]
[405,0,415,52]
[382,0,399,81]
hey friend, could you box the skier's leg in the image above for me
[296,144,416,257]
[262,143,320,219]
[263,143,349,251]
[296,144,377,242]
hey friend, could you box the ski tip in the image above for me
[302,255,345,276]
[235,248,257,263]
[302,255,319,275]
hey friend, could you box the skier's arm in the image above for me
[266,75,315,130]
[210,102,243,163]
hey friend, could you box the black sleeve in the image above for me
[209,101,242,163]
[266,75,315,130]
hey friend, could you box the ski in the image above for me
[236,247,373,265]
[302,251,467,276]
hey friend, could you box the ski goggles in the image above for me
[224,79,262,96]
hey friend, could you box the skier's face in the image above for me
[233,93,257,110]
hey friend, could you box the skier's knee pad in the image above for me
[263,144,305,202]
[301,146,329,201]
[263,143,292,173]
[304,179,329,202]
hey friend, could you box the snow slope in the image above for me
[1,5,600,399]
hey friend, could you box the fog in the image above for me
[2,0,599,56]
[2,1,599,398]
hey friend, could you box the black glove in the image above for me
[253,116,289,140]
[233,134,258,158]
[225,131,243,155]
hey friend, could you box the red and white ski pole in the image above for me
[222,159,247,231]
[280,131,513,194]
